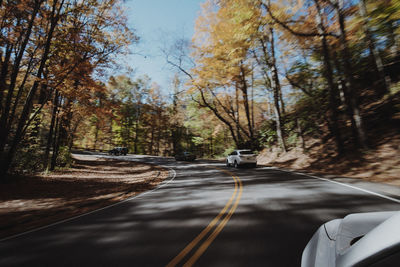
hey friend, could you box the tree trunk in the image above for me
[296,118,306,151]
[239,63,254,143]
[44,90,59,169]
[150,124,154,155]
[94,125,99,151]
[0,0,63,177]
[333,51,359,147]
[197,88,240,148]
[235,83,241,146]
[279,85,285,115]
[50,113,61,171]
[359,0,390,95]
[156,116,161,155]
[388,20,400,58]
[269,27,287,152]
[134,122,139,154]
[315,0,344,155]
[250,68,255,131]
[8,56,37,135]
[0,43,13,111]
[108,117,113,150]
[68,118,81,154]
[333,0,367,149]
[0,0,42,153]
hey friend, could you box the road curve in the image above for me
[1,154,399,267]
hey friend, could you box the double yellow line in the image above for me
[166,168,243,267]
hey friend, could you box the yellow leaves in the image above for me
[191,0,260,95]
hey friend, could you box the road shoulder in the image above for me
[0,154,169,239]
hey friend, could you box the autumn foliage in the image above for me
[166,0,400,159]
[2,0,400,177]
[0,0,135,176]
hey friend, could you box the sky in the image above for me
[123,0,204,96]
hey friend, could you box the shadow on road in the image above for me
[1,156,399,267]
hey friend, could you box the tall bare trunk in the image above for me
[156,113,161,155]
[94,126,99,150]
[235,83,241,146]
[333,0,367,149]
[358,0,390,94]
[44,90,59,169]
[279,86,285,115]
[0,44,13,110]
[239,63,254,142]
[50,113,61,171]
[134,114,139,154]
[250,68,255,131]
[333,50,359,147]
[315,0,344,155]
[269,27,287,152]
[296,118,306,151]
[68,117,81,153]
[150,124,154,155]
[388,21,400,58]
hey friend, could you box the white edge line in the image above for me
[266,167,400,204]
[0,166,177,242]
[306,175,400,204]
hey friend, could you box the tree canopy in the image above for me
[1,0,400,177]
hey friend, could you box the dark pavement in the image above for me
[1,154,399,266]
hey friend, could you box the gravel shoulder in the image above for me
[0,154,169,239]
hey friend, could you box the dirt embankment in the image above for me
[257,135,400,187]
[257,89,400,187]
[0,155,169,239]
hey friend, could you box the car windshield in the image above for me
[239,150,254,155]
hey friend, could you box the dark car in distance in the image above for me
[108,147,128,156]
[174,151,196,161]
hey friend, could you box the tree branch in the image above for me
[262,2,339,38]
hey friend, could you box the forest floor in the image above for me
[257,134,400,187]
[258,92,400,187]
[0,155,169,239]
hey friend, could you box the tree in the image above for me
[358,0,391,94]
[0,0,135,177]
[189,0,261,149]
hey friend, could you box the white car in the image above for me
[302,211,400,267]
[226,149,257,168]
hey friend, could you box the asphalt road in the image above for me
[1,154,400,266]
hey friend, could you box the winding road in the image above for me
[1,154,400,266]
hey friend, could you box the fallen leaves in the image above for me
[0,155,169,239]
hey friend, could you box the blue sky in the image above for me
[123,0,204,95]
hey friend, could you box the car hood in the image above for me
[302,211,399,267]
[336,211,400,267]
[335,211,396,255]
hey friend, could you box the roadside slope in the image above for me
[257,134,400,187]
[0,154,169,239]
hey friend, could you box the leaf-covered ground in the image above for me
[0,155,169,239]
[258,134,400,187]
